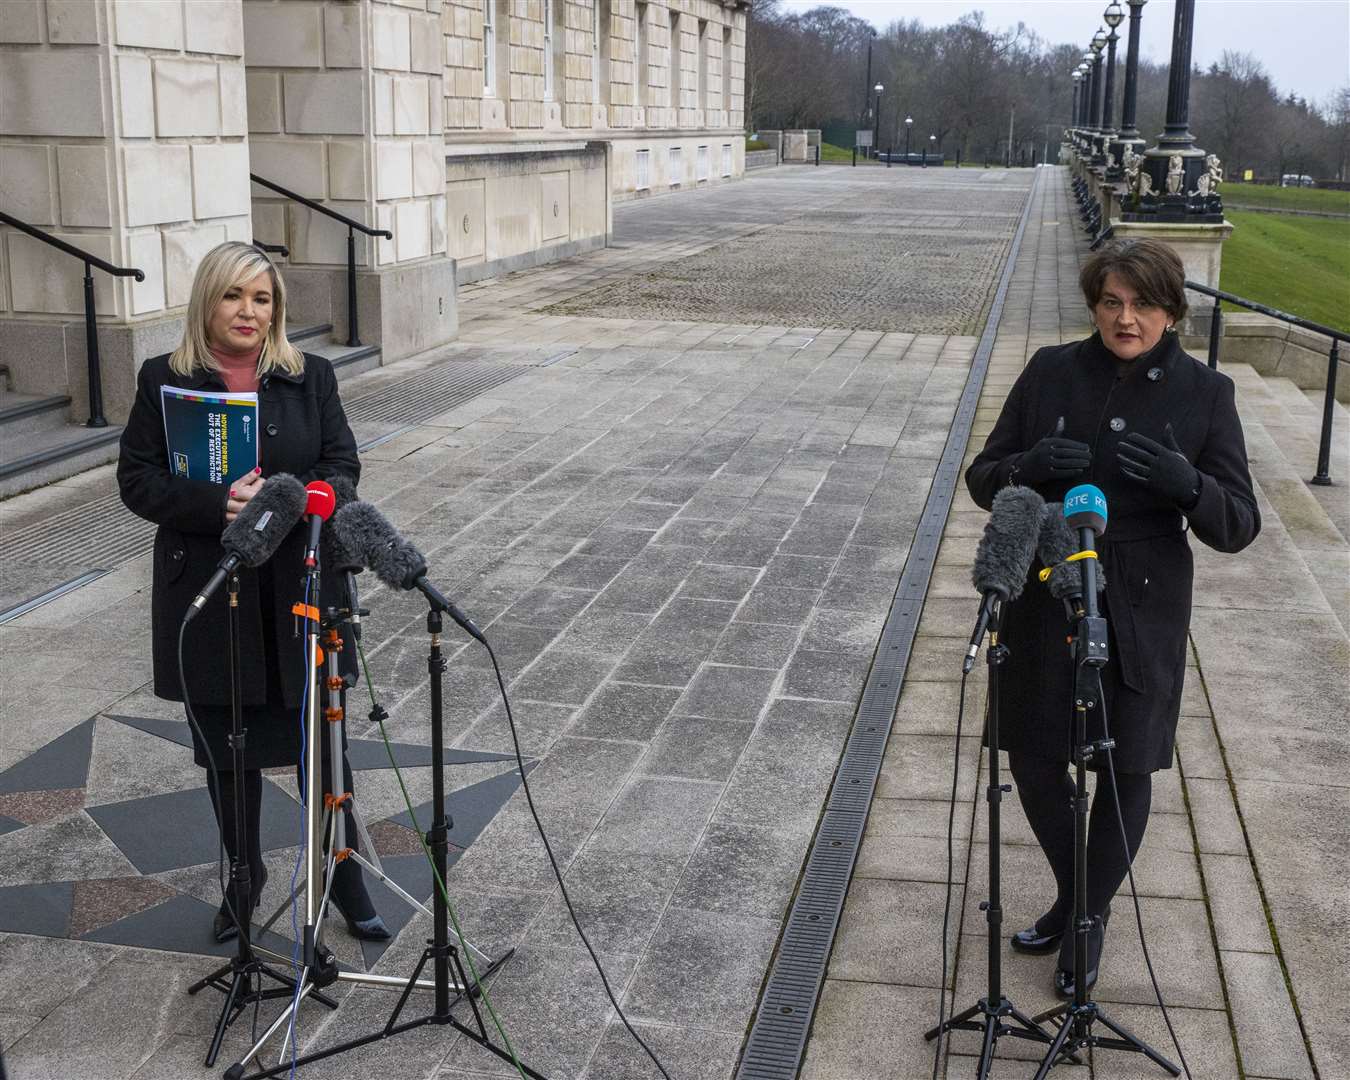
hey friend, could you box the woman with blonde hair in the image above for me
[119,241,388,943]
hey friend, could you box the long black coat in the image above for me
[965,332,1259,772]
[118,352,360,723]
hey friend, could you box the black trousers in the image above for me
[1008,753,1152,965]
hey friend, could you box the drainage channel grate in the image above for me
[0,357,530,622]
[734,168,1041,1080]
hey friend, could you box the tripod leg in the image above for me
[976,1014,997,1080]
[1094,1009,1181,1076]
[1031,1010,1077,1080]
[924,1000,982,1041]
[203,969,245,1067]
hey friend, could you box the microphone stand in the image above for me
[187,571,332,1067]
[1030,531,1179,1078]
[226,569,540,1079]
[925,598,1055,1077]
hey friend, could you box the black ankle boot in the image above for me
[329,859,390,941]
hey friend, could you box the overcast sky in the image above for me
[779,1,1350,107]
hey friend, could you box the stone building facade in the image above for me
[0,0,748,422]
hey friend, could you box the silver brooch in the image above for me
[1109,417,1126,432]
[1147,367,1163,382]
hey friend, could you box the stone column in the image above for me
[243,0,455,362]
[1,0,251,421]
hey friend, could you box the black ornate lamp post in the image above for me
[1100,3,1123,174]
[1089,28,1107,160]
[1071,71,1082,144]
[855,28,877,166]
[928,133,937,167]
[904,114,913,162]
[873,82,883,159]
[1124,0,1223,221]
[1110,0,1148,172]
[1080,52,1094,147]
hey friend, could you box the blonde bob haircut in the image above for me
[169,241,304,379]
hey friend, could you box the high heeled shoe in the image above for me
[1054,909,1109,998]
[328,860,390,941]
[212,866,268,944]
[1009,908,1066,955]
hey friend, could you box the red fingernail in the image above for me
[229,490,237,497]
[254,467,261,474]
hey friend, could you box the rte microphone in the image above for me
[964,485,1045,673]
[332,500,485,643]
[302,480,336,568]
[1063,484,1108,619]
[184,473,307,623]
[1037,502,1107,618]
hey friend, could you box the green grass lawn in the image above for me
[1219,211,1350,333]
[1223,182,1350,215]
[820,142,878,163]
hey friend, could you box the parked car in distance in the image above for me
[1280,174,1316,187]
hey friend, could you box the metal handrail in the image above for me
[249,173,393,348]
[252,239,290,258]
[0,210,145,428]
[1185,278,1345,485]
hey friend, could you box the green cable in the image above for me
[353,635,527,1080]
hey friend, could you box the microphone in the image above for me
[321,475,365,639]
[302,480,336,568]
[1063,484,1108,620]
[1037,502,1107,615]
[185,473,307,623]
[332,500,484,642]
[964,486,1045,673]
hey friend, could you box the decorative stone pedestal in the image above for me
[1108,217,1233,337]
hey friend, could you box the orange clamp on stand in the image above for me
[292,602,321,622]
[324,706,344,724]
[324,792,352,811]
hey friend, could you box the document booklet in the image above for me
[161,386,259,486]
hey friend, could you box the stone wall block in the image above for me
[56,145,113,228]
[154,59,221,138]
[163,224,228,308]
[0,0,42,43]
[185,0,244,55]
[7,232,116,315]
[376,204,395,265]
[429,82,444,132]
[127,230,166,315]
[283,71,366,135]
[117,55,154,138]
[412,140,443,196]
[393,76,430,134]
[249,138,326,197]
[375,141,413,199]
[410,12,441,73]
[246,71,282,133]
[113,0,183,50]
[394,199,431,261]
[251,201,286,249]
[47,0,102,44]
[290,201,371,265]
[242,1,323,68]
[2,53,107,136]
[372,7,412,70]
[328,141,368,200]
[124,145,192,226]
[219,63,249,136]
[429,193,446,254]
[1,144,56,225]
[373,74,395,135]
[191,143,251,219]
[323,3,364,68]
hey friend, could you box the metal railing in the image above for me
[0,211,145,428]
[1186,279,1349,485]
[249,173,392,348]
[252,239,290,258]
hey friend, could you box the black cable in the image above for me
[1097,680,1192,1080]
[931,672,970,1080]
[481,639,674,1080]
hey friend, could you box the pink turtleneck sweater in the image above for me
[208,344,262,394]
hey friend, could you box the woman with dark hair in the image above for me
[966,238,1259,996]
[118,241,388,944]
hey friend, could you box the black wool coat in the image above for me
[965,332,1260,772]
[118,352,360,719]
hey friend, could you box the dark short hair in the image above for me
[1079,238,1188,322]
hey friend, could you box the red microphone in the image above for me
[303,480,336,568]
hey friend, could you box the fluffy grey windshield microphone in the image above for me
[964,485,1045,672]
[1038,502,1107,606]
[332,500,484,641]
[185,472,307,622]
[320,474,364,574]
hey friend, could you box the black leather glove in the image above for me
[1117,423,1201,507]
[1012,417,1092,486]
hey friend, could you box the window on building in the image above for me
[543,0,554,100]
[636,148,650,189]
[635,2,648,111]
[669,145,682,186]
[668,11,682,120]
[483,0,495,96]
[722,25,732,117]
[697,144,709,182]
[722,142,732,177]
[697,19,708,116]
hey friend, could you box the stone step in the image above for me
[1226,364,1350,634]
[0,390,72,438]
[287,322,382,382]
[0,422,122,500]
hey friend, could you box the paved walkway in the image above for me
[799,170,1349,1080]
[0,165,1031,1080]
